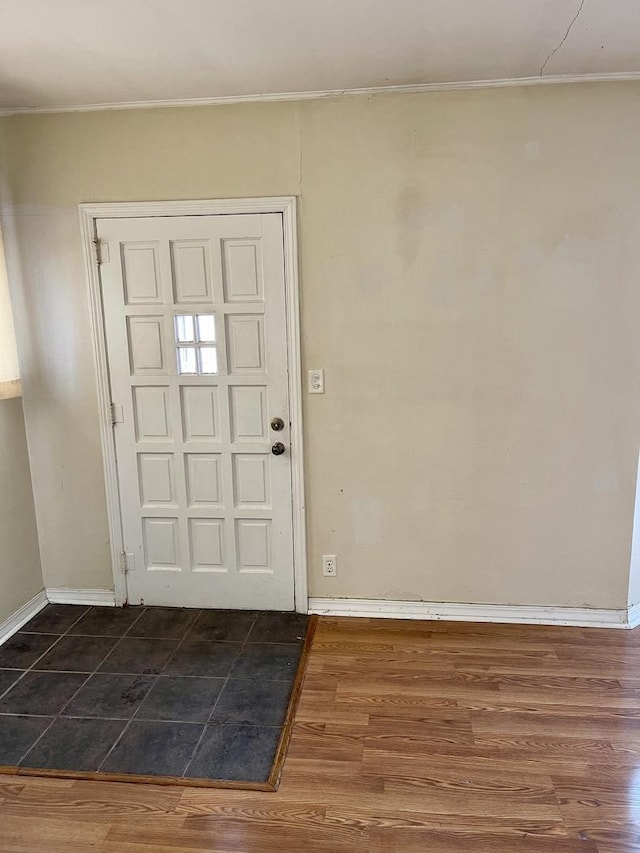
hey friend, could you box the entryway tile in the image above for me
[211,678,291,726]
[127,608,199,640]
[64,673,155,719]
[0,714,53,764]
[0,669,22,697]
[231,643,302,680]
[21,604,89,635]
[136,676,224,723]
[101,720,204,776]
[0,604,313,787]
[186,610,256,642]
[22,717,126,772]
[68,606,144,637]
[248,612,310,644]
[0,633,58,670]
[0,671,87,716]
[99,638,178,675]
[163,641,241,678]
[186,723,281,782]
[36,636,118,672]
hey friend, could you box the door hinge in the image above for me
[110,403,124,425]
[93,239,109,266]
[120,552,135,574]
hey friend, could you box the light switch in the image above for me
[308,368,324,394]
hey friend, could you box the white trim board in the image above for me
[45,588,116,607]
[0,590,48,645]
[628,602,640,629]
[79,197,308,613]
[309,598,639,629]
[2,72,640,116]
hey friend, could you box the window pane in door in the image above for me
[177,346,197,374]
[197,314,216,342]
[199,347,218,375]
[175,315,195,343]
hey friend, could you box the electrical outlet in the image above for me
[322,554,337,577]
[308,368,325,394]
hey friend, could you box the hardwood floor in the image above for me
[2,615,640,852]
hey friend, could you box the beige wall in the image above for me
[0,397,43,622]
[1,83,639,609]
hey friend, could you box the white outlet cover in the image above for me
[322,554,337,576]
[308,368,324,394]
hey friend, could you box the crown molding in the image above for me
[1,71,640,117]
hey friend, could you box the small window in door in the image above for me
[175,314,218,375]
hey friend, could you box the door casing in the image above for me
[79,197,307,612]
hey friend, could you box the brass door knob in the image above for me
[271,442,286,456]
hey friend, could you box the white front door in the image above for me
[98,213,295,610]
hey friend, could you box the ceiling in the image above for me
[1,0,639,112]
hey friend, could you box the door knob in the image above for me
[270,417,285,431]
[271,442,286,456]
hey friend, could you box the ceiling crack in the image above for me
[539,0,586,76]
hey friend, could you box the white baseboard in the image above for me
[0,589,48,644]
[308,597,638,629]
[45,588,116,607]
[628,602,640,629]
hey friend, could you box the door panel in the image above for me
[98,214,294,609]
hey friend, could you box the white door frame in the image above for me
[79,197,307,612]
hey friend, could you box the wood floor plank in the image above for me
[363,751,557,789]
[3,614,640,852]
[471,710,640,742]
[0,777,182,819]
[1,812,111,846]
[557,821,640,853]
[107,816,370,852]
[368,826,598,852]
[286,723,365,762]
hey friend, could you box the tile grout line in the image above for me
[81,602,163,765]
[125,608,202,721]
[181,613,259,779]
[0,605,92,704]
[58,714,281,726]
[120,605,163,639]
[16,605,140,767]
[89,604,149,671]
[17,672,96,767]
[181,614,306,778]
[2,606,307,780]
[96,607,203,773]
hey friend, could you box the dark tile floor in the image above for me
[0,605,309,783]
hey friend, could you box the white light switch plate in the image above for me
[308,368,325,394]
